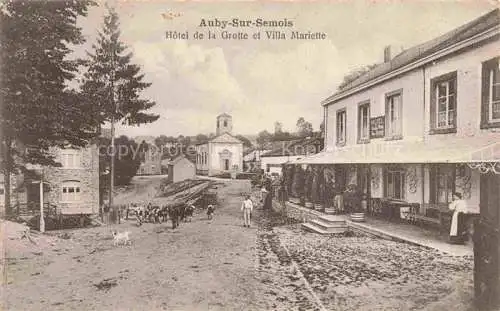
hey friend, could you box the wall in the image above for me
[172,159,196,183]
[42,145,99,214]
[325,68,425,152]
[424,40,500,142]
[196,144,209,173]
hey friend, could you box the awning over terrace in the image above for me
[290,135,500,165]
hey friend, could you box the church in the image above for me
[195,113,243,176]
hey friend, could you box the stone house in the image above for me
[1,144,100,216]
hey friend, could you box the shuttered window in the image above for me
[481,57,500,128]
[358,102,370,143]
[336,109,347,146]
[385,90,403,139]
[430,71,457,134]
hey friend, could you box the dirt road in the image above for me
[3,179,274,311]
[2,178,475,311]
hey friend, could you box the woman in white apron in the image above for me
[448,192,468,244]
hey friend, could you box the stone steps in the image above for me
[301,215,347,235]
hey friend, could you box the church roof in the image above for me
[217,113,231,118]
[209,132,242,144]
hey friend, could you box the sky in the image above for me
[73,0,498,138]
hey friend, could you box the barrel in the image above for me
[350,212,365,222]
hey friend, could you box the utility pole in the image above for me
[39,171,45,233]
[109,42,117,224]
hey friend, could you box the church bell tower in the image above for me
[216,113,232,136]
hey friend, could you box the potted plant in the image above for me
[348,185,366,222]
[285,165,294,202]
[312,166,325,211]
[304,166,314,208]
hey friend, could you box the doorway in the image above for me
[224,159,230,171]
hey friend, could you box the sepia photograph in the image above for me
[0,0,499,310]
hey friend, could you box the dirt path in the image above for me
[113,175,167,205]
[3,179,270,311]
[3,178,474,310]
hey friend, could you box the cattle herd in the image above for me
[128,203,196,229]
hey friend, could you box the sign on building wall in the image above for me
[370,116,385,139]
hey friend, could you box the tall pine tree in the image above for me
[0,1,96,214]
[81,5,159,128]
[80,6,159,214]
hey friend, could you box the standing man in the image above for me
[241,195,254,228]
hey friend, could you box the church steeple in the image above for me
[216,113,232,136]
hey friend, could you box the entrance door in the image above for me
[224,159,230,171]
[474,172,500,310]
[334,166,347,191]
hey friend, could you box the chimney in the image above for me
[384,45,391,63]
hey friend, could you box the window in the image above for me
[336,109,347,145]
[481,57,500,128]
[223,120,227,127]
[430,72,457,134]
[62,181,81,202]
[430,165,455,204]
[0,187,4,195]
[385,90,403,139]
[60,149,82,168]
[358,102,370,143]
[384,166,405,199]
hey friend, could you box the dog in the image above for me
[111,231,131,246]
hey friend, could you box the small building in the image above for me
[260,137,323,175]
[136,143,162,175]
[167,155,196,183]
[196,113,244,176]
[243,148,272,172]
[1,144,100,216]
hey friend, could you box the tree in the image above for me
[99,135,141,203]
[235,135,253,148]
[274,121,283,135]
[337,64,378,91]
[80,6,159,214]
[81,5,159,128]
[296,117,313,138]
[154,135,169,148]
[272,131,294,142]
[0,0,96,213]
[195,134,209,144]
[256,130,272,148]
